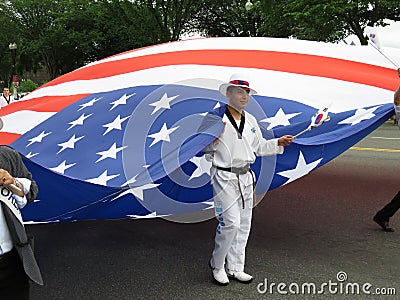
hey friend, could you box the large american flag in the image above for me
[1,37,399,223]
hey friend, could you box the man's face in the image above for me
[3,88,9,96]
[227,86,250,111]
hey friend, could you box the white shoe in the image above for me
[212,268,229,285]
[226,270,253,283]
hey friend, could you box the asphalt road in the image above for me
[29,121,400,300]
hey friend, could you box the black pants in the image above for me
[0,248,30,300]
[375,191,400,221]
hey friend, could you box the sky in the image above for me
[181,18,400,52]
[379,21,400,48]
[345,20,400,48]
[183,20,400,49]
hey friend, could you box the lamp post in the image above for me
[245,0,253,11]
[245,1,254,36]
[8,42,18,100]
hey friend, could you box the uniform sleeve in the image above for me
[254,123,284,156]
[18,164,38,204]
[12,178,31,208]
[11,192,28,209]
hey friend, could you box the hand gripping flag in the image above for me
[0,37,399,223]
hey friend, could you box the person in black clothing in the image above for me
[373,85,400,232]
[374,191,400,232]
[0,144,43,299]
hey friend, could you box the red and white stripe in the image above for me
[2,37,399,145]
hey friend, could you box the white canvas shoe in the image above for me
[212,268,229,286]
[226,270,253,283]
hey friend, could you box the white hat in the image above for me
[219,73,257,96]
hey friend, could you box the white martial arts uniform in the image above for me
[0,95,14,108]
[205,109,284,272]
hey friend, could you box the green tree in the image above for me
[138,0,205,42]
[191,0,265,37]
[91,0,162,59]
[3,0,79,79]
[3,0,130,79]
[257,0,299,38]
[18,79,38,93]
[2,0,183,80]
[0,2,18,88]
[283,0,400,44]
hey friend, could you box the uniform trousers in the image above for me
[210,170,253,272]
[0,248,30,300]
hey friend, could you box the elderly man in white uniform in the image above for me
[204,74,293,285]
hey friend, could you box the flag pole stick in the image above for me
[9,184,22,193]
[368,41,399,69]
[293,127,310,138]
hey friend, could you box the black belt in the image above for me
[215,165,250,175]
[215,165,255,209]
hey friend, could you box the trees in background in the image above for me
[0,0,399,85]
[283,0,400,44]
[190,0,265,37]
[0,1,18,88]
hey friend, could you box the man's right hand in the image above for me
[278,135,294,146]
[0,168,24,197]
